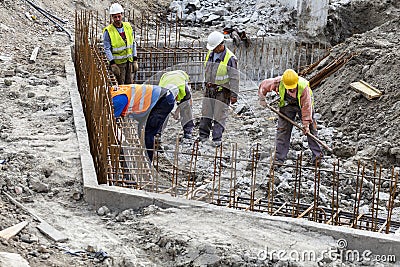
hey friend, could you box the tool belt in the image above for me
[205,83,231,98]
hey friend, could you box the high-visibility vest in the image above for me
[204,48,236,86]
[103,22,134,64]
[158,70,189,102]
[110,84,162,116]
[278,77,313,108]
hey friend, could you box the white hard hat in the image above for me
[110,3,124,15]
[207,31,224,50]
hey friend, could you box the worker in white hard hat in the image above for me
[258,69,323,165]
[198,31,239,147]
[103,3,138,85]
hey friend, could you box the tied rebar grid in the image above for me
[75,10,152,185]
[98,8,330,85]
[150,140,400,234]
[74,10,400,234]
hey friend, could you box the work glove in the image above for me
[133,61,139,73]
[259,98,267,108]
[111,64,120,77]
[230,96,237,104]
[302,124,310,135]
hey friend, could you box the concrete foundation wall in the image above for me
[276,0,329,37]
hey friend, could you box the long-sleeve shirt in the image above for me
[258,76,313,126]
[205,48,239,97]
[103,26,137,63]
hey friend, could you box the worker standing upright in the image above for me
[158,70,194,139]
[258,69,323,165]
[103,3,138,85]
[198,31,239,147]
[111,84,175,161]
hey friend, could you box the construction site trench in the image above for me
[1,0,400,266]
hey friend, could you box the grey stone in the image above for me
[97,205,110,216]
[193,253,220,266]
[4,79,12,86]
[27,92,35,98]
[30,179,50,193]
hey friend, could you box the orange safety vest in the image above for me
[110,84,162,116]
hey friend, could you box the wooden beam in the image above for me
[298,204,314,218]
[29,46,40,63]
[0,221,29,240]
[2,192,68,242]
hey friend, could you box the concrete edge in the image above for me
[65,46,400,262]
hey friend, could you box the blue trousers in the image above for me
[145,92,174,161]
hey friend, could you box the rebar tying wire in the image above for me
[25,0,72,41]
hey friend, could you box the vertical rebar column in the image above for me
[267,149,276,214]
[386,169,399,234]
[374,164,383,232]
[211,146,219,204]
[371,161,377,230]
[217,144,223,205]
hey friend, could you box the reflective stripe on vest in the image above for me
[278,77,313,108]
[158,70,189,102]
[103,22,134,64]
[110,84,162,116]
[204,48,236,86]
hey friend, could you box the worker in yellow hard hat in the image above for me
[258,69,323,165]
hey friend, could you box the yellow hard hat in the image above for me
[282,69,299,89]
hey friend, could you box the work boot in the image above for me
[196,136,208,143]
[183,133,192,139]
[212,140,222,147]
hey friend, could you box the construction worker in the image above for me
[198,31,239,147]
[110,84,175,161]
[258,69,323,164]
[158,70,194,139]
[103,3,138,85]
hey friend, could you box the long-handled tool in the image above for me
[264,101,333,153]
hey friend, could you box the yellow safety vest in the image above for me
[158,70,189,102]
[204,48,236,87]
[103,22,134,64]
[278,77,314,108]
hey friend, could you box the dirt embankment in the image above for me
[314,17,400,165]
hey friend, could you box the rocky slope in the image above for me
[314,17,400,165]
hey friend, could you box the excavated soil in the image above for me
[0,0,399,266]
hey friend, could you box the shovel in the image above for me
[263,100,333,153]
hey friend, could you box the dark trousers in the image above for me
[144,93,174,161]
[275,104,322,162]
[199,90,230,142]
[116,62,132,85]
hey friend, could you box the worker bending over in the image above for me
[158,70,194,139]
[111,84,174,161]
[258,69,323,165]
